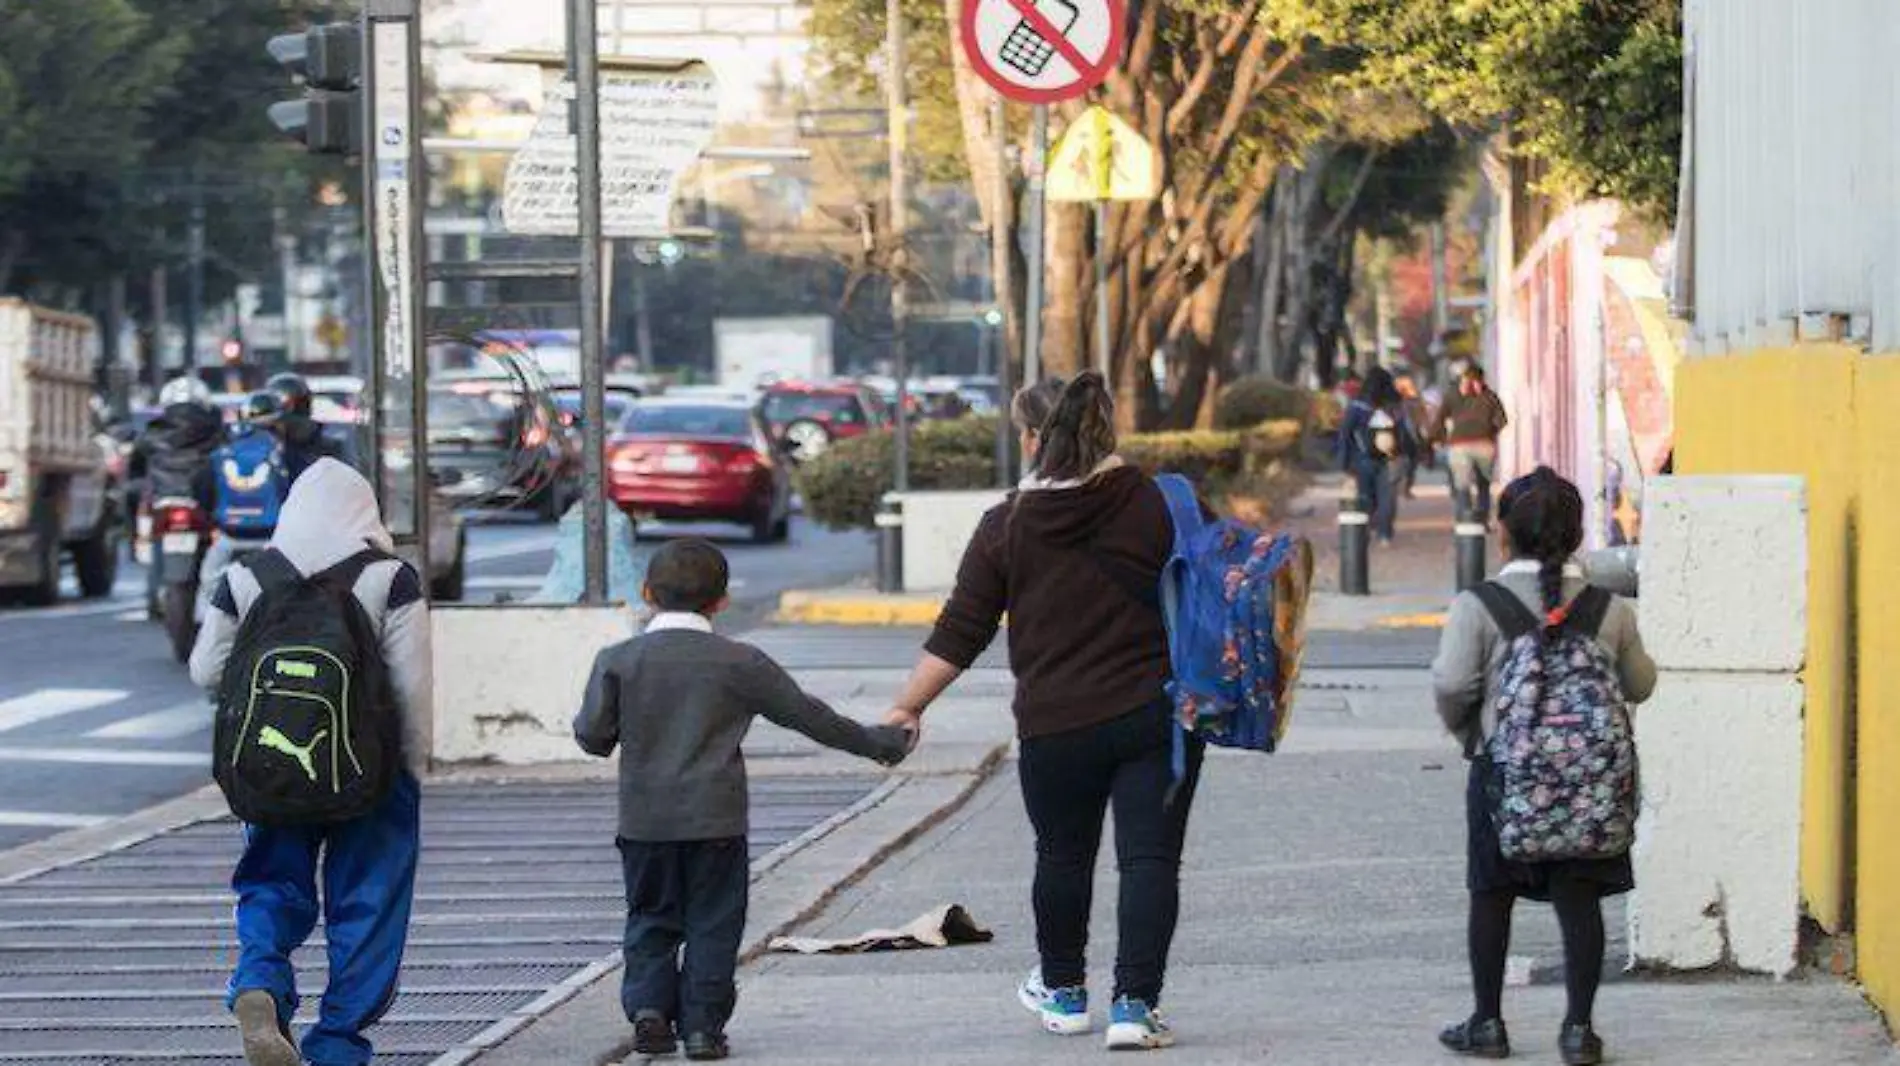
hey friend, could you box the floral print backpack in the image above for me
[1474,583,1639,863]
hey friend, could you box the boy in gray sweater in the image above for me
[574,539,911,1061]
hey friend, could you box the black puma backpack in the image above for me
[213,549,402,826]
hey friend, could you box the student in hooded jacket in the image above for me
[189,459,432,1066]
[1431,468,1656,1066]
[883,371,1208,1053]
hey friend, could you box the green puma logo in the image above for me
[258,725,327,783]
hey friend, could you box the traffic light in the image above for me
[267,22,362,156]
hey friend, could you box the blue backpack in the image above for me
[1155,474,1315,777]
[214,427,289,537]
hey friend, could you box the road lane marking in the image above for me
[87,702,210,741]
[0,745,206,767]
[0,810,111,829]
[0,690,127,734]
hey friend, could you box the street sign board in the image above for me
[502,68,720,238]
[960,0,1124,104]
[1046,105,1158,202]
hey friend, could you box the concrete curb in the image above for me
[466,743,1011,1066]
[774,589,945,627]
[0,784,229,886]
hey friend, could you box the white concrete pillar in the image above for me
[431,605,636,765]
[1632,475,1808,977]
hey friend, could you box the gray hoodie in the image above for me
[189,458,435,777]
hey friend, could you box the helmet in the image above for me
[242,390,284,426]
[263,373,313,419]
[157,375,213,408]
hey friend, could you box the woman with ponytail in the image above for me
[1430,467,1657,1064]
[883,371,1207,1051]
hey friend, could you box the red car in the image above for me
[608,399,793,543]
[758,382,888,463]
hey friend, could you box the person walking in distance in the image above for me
[883,371,1208,1052]
[1336,365,1417,543]
[1435,364,1509,525]
[189,459,433,1066]
[1431,469,1657,1065]
[574,539,911,1061]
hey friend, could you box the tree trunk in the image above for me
[1256,174,1290,379]
[1043,203,1087,380]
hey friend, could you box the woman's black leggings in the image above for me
[1018,702,1205,1006]
[1469,879,1606,1026]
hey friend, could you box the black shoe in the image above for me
[1439,1016,1511,1059]
[684,1031,730,1061]
[633,1010,677,1057]
[1559,1022,1604,1066]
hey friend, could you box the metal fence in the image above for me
[1683,0,1900,354]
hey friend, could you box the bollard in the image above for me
[1454,522,1488,593]
[875,493,905,593]
[1338,509,1371,596]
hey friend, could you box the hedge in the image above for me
[1214,376,1315,430]
[798,417,1302,531]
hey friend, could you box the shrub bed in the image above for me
[798,417,1303,532]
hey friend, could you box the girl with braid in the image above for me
[1429,468,1658,1065]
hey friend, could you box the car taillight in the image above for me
[724,450,761,474]
[524,422,549,449]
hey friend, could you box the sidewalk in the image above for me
[725,673,1898,1065]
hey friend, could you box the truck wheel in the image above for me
[74,522,120,599]
[432,528,467,602]
[21,509,60,607]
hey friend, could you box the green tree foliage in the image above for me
[1264,0,1683,221]
[0,0,345,305]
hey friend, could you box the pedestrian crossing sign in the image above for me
[1046,105,1158,203]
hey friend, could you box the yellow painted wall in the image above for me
[1674,348,1858,933]
[1676,344,1900,1019]
[1855,356,1900,1014]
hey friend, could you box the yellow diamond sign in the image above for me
[1047,105,1159,203]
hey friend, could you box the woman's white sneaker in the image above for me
[1106,996,1175,1051]
[1018,968,1092,1036]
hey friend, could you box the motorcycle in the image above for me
[146,496,211,663]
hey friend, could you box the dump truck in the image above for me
[0,298,122,605]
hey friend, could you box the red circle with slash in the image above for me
[959,0,1126,104]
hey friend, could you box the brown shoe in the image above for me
[233,989,300,1066]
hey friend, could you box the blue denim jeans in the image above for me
[227,773,421,1066]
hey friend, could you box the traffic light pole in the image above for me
[362,0,429,575]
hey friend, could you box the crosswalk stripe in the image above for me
[87,702,210,741]
[0,745,206,768]
[0,810,111,829]
[0,690,127,734]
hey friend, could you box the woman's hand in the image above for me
[884,707,923,752]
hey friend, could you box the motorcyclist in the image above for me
[132,376,221,513]
[198,391,292,621]
[263,372,346,479]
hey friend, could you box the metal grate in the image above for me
[0,776,878,1064]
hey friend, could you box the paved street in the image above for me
[0,515,873,855]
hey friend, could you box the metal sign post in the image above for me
[363,0,428,578]
[1024,106,1047,386]
[567,0,609,604]
[958,0,1125,391]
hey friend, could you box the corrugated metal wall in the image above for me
[1686,0,1900,353]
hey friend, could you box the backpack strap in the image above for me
[1471,581,1542,642]
[1154,473,1203,555]
[315,546,393,595]
[244,550,304,596]
[1558,585,1614,638]
[1152,474,1205,802]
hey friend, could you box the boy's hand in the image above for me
[884,707,923,752]
[866,724,913,767]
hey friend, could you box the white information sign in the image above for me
[503,71,721,238]
[372,19,415,379]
